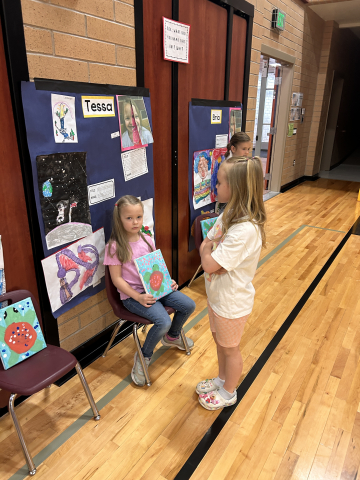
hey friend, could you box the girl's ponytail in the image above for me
[225,142,232,159]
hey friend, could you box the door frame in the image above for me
[135,0,254,281]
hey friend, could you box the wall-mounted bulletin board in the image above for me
[188,100,242,250]
[21,79,155,322]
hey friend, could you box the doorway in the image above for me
[253,55,283,193]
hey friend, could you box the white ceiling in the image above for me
[309,0,360,28]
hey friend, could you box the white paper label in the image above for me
[121,148,148,181]
[211,110,222,124]
[111,131,120,139]
[215,134,228,148]
[88,179,115,206]
[82,96,115,118]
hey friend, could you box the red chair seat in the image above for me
[0,345,77,396]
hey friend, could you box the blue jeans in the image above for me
[123,291,196,358]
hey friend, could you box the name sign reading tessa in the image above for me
[211,109,222,124]
[81,96,115,118]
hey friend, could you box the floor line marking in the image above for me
[9,224,346,479]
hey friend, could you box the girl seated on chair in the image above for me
[103,195,195,386]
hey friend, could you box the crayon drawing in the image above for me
[210,147,227,202]
[41,229,105,313]
[0,297,47,370]
[135,249,172,300]
[36,152,92,250]
[51,94,78,143]
[193,150,212,210]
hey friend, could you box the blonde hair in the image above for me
[225,132,251,159]
[109,195,153,263]
[220,156,266,247]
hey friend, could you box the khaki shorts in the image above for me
[207,302,249,348]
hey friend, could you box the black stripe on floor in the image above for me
[175,220,357,480]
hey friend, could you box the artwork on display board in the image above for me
[210,147,227,202]
[141,198,154,237]
[117,96,154,151]
[41,228,105,313]
[193,149,212,209]
[229,107,242,140]
[51,94,78,143]
[0,297,47,370]
[36,152,93,250]
[135,249,172,300]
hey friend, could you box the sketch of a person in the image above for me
[58,103,68,130]
[59,278,72,304]
[194,152,211,184]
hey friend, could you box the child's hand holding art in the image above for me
[171,280,178,291]
[137,293,156,308]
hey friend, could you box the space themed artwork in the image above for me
[41,228,105,313]
[36,152,93,250]
[51,94,78,143]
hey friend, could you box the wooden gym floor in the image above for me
[2,177,360,480]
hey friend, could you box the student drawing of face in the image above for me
[56,200,69,225]
[198,156,210,181]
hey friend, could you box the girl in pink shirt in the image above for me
[104,195,195,386]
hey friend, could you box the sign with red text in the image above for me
[163,17,190,64]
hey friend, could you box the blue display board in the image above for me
[21,81,155,318]
[188,100,241,250]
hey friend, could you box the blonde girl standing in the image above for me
[104,195,195,387]
[197,156,266,410]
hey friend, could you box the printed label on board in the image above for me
[82,96,115,118]
[211,110,222,124]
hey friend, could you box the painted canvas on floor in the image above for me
[200,217,218,239]
[0,297,47,370]
[193,150,212,210]
[41,228,105,313]
[210,147,227,202]
[36,152,93,250]
[135,249,172,300]
[51,94,78,143]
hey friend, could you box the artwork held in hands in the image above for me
[0,297,47,370]
[36,152,92,250]
[41,229,105,313]
[135,249,173,300]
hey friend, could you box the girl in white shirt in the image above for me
[197,156,266,410]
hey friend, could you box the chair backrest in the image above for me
[105,266,122,312]
[0,290,43,331]
[193,213,218,251]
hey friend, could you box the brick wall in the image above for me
[244,0,326,185]
[21,0,136,85]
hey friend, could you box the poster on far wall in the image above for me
[36,152,92,250]
[193,149,212,209]
[51,94,78,143]
[291,92,303,107]
[41,228,105,313]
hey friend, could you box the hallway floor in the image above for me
[319,147,360,182]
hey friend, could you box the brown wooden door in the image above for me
[0,22,39,301]
[142,0,248,285]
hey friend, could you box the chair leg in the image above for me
[133,324,151,387]
[142,325,148,335]
[102,319,126,357]
[180,328,191,356]
[75,363,101,421]
[188,264,202,288]
[9,394,36,476]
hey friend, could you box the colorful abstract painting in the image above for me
[200,217,218,239]
[135,249,172,300]
[52,94,78,143]
[0,297,47,370]
[210,147,227,202]
[36,152,92,250]
[41,228,105,313]
[193,149,212,210]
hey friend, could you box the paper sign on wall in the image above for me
[51,94,78,143]
[163,17,190,64]
[82,96,115,118]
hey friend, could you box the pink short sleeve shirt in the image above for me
[103,236,155,300]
